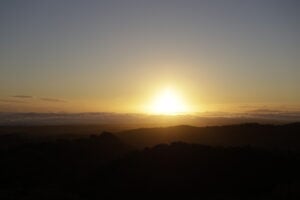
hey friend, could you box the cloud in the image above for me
[12,95,33,99]
[5,95,67,103]
[0,99,27,103]
[40,98,67,103]
[248,109,282,113]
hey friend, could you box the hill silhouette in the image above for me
[0,123,299,199]
[116,123,300,150]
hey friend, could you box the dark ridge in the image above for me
[116,123,300,150]
[98,131,120,141]
[0,124,300,199]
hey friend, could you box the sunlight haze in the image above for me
[0,0,299,113]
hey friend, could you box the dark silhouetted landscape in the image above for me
[1,123,300,199]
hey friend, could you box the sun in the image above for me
[149,88,188,115]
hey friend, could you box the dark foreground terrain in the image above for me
[0,123,300,199]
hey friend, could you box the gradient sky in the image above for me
[0,0,299,113]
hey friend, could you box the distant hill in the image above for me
[1,125,300,199]
[116,123,300,150]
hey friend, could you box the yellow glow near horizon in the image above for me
[149,88,189,115]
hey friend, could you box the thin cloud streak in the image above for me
[0,99,27,103]
[12,95,33,98]
[40,98,67,103]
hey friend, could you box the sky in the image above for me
[0,0,299,113]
